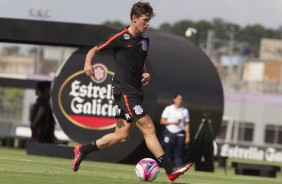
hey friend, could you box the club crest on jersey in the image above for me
[133,105,143,115]
[123,33,130,40]
[141,40,148,51]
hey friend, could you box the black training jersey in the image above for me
[96,27,149,96]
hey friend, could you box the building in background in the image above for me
[0,55,35,78]
[0,44,76,125]
[216,38,282,162]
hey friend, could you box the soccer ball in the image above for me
[135,158,160,182]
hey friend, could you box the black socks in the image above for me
[79,141,99,155]
[79,143,173,174]
[157,154,173,174]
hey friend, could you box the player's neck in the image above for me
[173,104,181,109]
[127,25,141,37]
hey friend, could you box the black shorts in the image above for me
[113,87,147,120]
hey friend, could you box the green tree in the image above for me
[102,20,127,28]
[0,87,23,122]
[239,24,266,55]
[158,23,172,34]
[195,20,213,45]
[101,18,281,56]
[169,20,196,37]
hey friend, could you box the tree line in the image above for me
[103,18,282,56]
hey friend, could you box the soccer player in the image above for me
[72,2,192,181]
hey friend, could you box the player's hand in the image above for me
[141,72,150,86]
[173,121,180,125]
[84,62,94,77]
[185,136,190,144]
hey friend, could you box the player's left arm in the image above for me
[184,108,190,144]
[184,122,190,144]
[32,106,46,127]
[141,38,150,86]
[141,64,151,86]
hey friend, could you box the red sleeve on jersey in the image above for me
[96,28,128,51]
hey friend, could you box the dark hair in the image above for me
[36,82,45,93]
[43,81,51,90]
[173,93,183,99]
[130,2,154,20]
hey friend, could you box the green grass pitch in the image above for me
[0,147,282,184]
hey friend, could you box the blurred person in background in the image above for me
[44,81,57,144]
[30,82,48,143]
[160,93,190,165]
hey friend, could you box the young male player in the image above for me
[72,2,192,181]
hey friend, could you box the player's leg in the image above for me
[136,115,192,182]
[72,118,135,172]
[136,115,164,157]
[96,118,135,149]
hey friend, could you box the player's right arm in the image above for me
[160,117,180,126]
[84,29,124,77]
[84,46,98,77]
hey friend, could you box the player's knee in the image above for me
[141,124,156,136]
[138,115,156,134]
[146,123,156,134]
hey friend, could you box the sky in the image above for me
[0,0,281,29]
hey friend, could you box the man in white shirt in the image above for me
[160,93,190,165]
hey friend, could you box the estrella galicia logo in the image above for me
[90,63,108,83]
[57,64,117,130]
[51,48,121,143]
